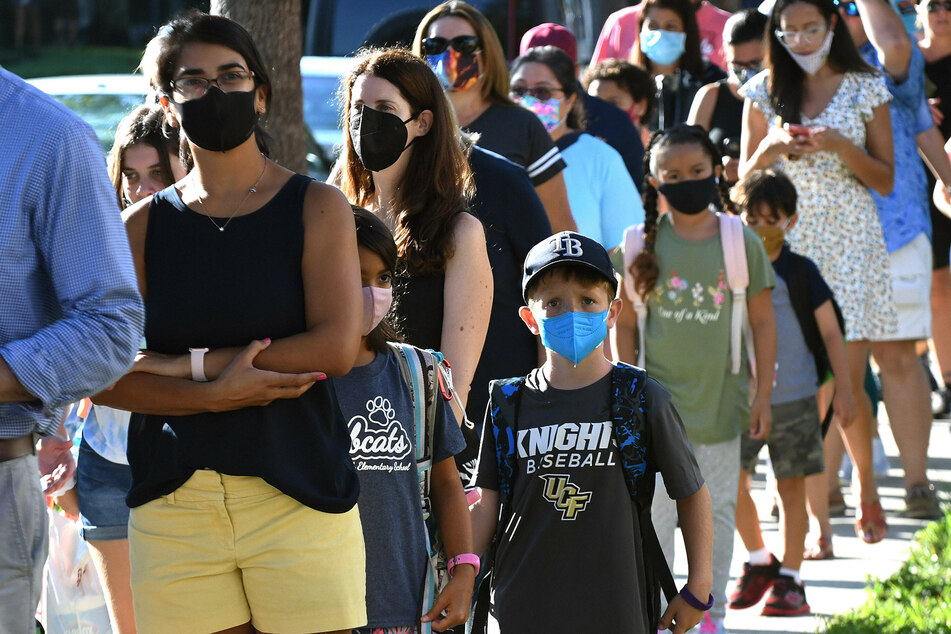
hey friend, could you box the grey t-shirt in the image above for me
[475,368,704,633]
[331,349,466,628]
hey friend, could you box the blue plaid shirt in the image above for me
[0,68,144,438]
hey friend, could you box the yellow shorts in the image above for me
[129,470,366,634]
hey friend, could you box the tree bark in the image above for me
[211,0,307,174]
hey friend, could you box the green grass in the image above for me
[0,46,143,79]
[822,510,951,633]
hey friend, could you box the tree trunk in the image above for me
[211,0,307,174]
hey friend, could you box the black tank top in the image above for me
[925,54,951,138]
[709,80,745,159]
[126,173,359,512]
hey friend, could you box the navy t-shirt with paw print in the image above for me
[330,348,465,628]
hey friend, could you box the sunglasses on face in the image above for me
[924,0,951,12]
[832,0,860,15]
[510,85,565,101]
[420,35,481,56]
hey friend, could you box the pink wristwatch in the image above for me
[447,553,480,577]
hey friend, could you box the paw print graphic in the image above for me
[364,396,397,427]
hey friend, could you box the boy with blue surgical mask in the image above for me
[469,231,714,634]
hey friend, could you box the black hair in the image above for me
[581,59,657,124]
[140,10,273,160]
[511,46,586,131]
[724,9,768,46]
[525,263,617,304]
[352,205,403,353]
[109,104,183,208]
[731,168,798,220]
[632,124,732,300]
[765,0,877,123]
[631,0,705,76]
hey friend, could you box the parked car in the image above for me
[28,58,351,181]
[26,74,151,152]
[303,0,629,62]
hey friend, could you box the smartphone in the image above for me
[784,123,812,137]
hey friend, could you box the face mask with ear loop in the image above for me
[349,103,421,172]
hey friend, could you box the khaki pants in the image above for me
[0,454,48,634]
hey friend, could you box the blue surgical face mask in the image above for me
[537,309,610,366]
[639,29,686,66]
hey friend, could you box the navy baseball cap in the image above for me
[522,231,619,301]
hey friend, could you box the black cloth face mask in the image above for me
[171,87,259,152]
[657,174,717,215]
[349,103,419,173]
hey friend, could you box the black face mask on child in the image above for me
[657,174,717,215]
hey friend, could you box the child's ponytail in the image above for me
[631,130,664,301]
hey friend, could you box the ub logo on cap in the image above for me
[522,231,619,301]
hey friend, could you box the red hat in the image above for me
[520,23,577,64]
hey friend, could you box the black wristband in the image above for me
[679,584,715,611]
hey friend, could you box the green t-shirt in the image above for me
[614,214,775,444]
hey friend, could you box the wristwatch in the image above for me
[447,553,480,577]
[189,347,210,382]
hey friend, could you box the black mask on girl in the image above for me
[657,174,717,215]
[349,104,419,173]
[171,87,259,152]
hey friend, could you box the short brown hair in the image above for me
[525,263,617,304]
[731,169,798,220]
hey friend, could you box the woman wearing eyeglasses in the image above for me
[94,11,366,634]
[412,0,577,234]
[510,46,643,250]
[740,0,895,545]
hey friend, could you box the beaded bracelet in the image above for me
[679,584,715,611]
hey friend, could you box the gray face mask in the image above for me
[780,30,834,75]
[729,66,761,87]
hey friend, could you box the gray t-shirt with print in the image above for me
[475,368,704,633]
[331,349,466,628]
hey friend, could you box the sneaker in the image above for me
[728,554,780,609]
[698,612,726,633]
[905,483,943,520]
[761,575,811,616]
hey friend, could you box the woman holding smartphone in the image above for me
[739,0,895,544]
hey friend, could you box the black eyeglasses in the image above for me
[832,0,860,15]
[170,68,254,101]
[509,85,565,101]
[420,35,481,56]
[925,0,951,12]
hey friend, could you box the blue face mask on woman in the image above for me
[640,29,686,66]
[537,309,610,366]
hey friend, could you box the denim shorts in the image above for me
[76,437,132,541]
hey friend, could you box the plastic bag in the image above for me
[37,506,113,634]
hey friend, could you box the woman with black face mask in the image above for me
[93,11,366,634]
[336,47,492,435]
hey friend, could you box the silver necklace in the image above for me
[194,156,268,233]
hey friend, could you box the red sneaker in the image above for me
[728,554,780,609]
[762,575,811,616]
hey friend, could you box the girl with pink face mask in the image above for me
[331,206,476,634]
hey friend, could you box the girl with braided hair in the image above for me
[611,124,777,634]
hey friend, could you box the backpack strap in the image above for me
[611,363,677,630]
[472,377,524,634]
[389,342,442,632]
[718,213,755,377]
[622,224,648,368]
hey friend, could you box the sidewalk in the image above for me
[671,416,951,633]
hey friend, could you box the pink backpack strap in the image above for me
[718,213,755,377]
[622,225,649,368]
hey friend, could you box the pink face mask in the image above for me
[362,286,393,336]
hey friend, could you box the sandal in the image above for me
[803,535,834,560]
[855,499,888,544]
